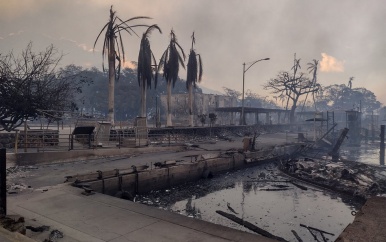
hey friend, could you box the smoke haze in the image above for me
[1,0,385,104]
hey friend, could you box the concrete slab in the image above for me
[8,184,275,242]
[122,220,231,242]
[336,196,386,242]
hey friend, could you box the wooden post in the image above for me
[14,130,19,154]
[372,111,375,142]
[24,119,27,152]
[168,132,171,146]
[380,125,385,166]
[70,134,74,150]
[0,148,6,216]
[313,112,316,141]
[329,127,349,161]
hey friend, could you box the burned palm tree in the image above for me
[137,25,162,118]
[186,32,203,126]
[348,77,354,89]
[287,54,301,111]
[94,5,149,125]
[159,30,186,126]
[301,59,319,111]
[308,59,319,110]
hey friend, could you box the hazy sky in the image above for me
[1,0,386,105]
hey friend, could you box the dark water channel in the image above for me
[341,141,383,165]
[135,163,362,242]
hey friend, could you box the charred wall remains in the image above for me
[69,144,301,197]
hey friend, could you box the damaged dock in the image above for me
[3,131,386,241]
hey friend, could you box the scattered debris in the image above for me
[291,230,303,242]
[272,184,290,188]
[259,188,290,191]
[153,160,180,168]
[216,210,288,241]
[291,181,308,191]
[0,216,26,234]
[226,202,238,214]
[281,156,386,199]
[26,225,50,232]
[300,223,334,242]
[44,229,64,242]
[81,185,95,196]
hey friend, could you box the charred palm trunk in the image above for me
[290,97,298,123]
[166,81,172,126]
[140,80,147,117]
[290,106,296,124]
[188,84,194,126]
[108,33,115,125]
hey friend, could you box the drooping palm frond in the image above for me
[291,57,301,75]
[186,49,197,89]
[300,59,320,112]
[186,32,203,89]
[93,5,150,124]
[198,54,203,81]
[151,51,158,88]
[137,24,162,89]
[137,25,162,117]
[159,30,186,87]
[93,5,150,79]
[307,59,319,85]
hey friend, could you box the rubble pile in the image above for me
[0,216,26,235]
[281,157,386,199]
[6,166,36,194]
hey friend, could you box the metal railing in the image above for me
[0,128,193,153]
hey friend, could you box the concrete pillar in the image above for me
[231,112,234,125]
[278,113,281,124]
[265,113,269,125]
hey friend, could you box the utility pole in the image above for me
[240,58,270,125]
[381,125,385,166]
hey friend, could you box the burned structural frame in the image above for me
[215,107,291,125]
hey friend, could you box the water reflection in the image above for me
[341,142,383,165]
[135,164,362,241]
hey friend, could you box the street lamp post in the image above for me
[240,58,270,125]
